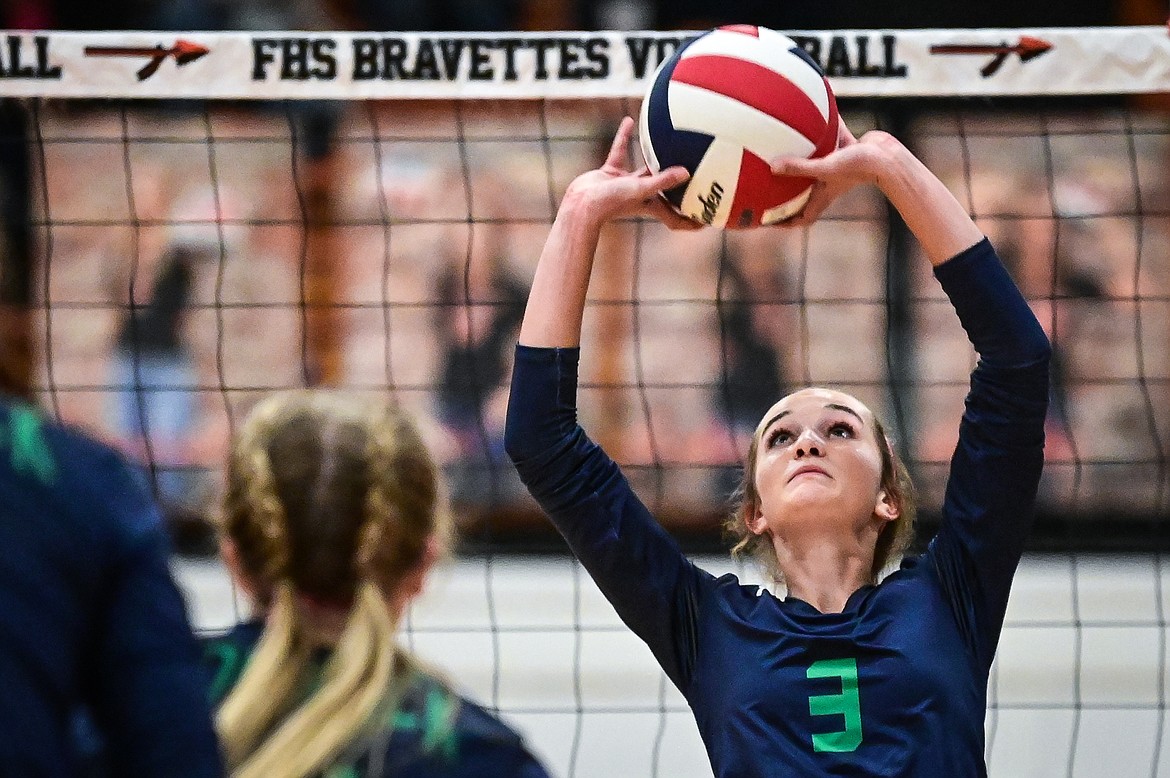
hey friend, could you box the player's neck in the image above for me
[775,538,874,614]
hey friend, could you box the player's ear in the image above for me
[220,538,261,602]
[746,501,769,536]
[388,533,443,617]
[874,490,900,523]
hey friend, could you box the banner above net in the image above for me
[1,27,1167,99]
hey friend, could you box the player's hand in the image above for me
[769,127,897,228]
[563,117,700,231]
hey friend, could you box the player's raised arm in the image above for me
[506,120,711,690]
[518,116,693,349]
[771,126,984,266]
[775,122,1051,666]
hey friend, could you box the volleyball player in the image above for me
[505,117,1050,776]
[0,396,221,775]
[206,390,549,778]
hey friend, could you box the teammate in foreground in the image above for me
[505,117,1050,776]
[207,390,549,778]
[0,397,222,775]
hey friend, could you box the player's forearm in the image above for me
[518,191,604,348]
[935,239,1051,370]
[871,134,984,267]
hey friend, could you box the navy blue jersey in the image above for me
[204,620,551,778]
[505,239,1050,777]
[0,400,221,776]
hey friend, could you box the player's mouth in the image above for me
[788,465,830,482]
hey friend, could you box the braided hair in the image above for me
[217,391,449,778]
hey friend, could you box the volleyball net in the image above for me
[3,25,1169,776]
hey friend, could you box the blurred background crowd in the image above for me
[0,0,1167,556]
[7,102,1166,553]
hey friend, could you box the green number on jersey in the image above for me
[807,657,863,753]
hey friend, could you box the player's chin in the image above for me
[783,479,841,503]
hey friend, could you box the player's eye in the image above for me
[827,421,855,439]
[766,427,794,448]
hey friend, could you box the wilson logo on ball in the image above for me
[698,181,724,225]
[638,24,839,229]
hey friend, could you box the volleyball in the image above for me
[638,25,839,228]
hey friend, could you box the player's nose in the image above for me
[793,428,825,458]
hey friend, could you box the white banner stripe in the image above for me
[0,28,1165,99]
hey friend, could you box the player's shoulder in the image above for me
[406,671,519,745]
[0,398,157,532]
[343,664,548,778]
[406,671,548,776]
[707,571,792,620]
[710,570,768,598]
[867,552,938,603]
[0,397,138,485]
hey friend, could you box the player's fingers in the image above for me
[663,208,703,231]
[792,181,839,225]
[772,184,823,229]
[785,204,826,229]
[605,117,636,169]
[837,121,858,149]
[647,197,701,230]
[642,166,690,195]
[769,156,825,179]
[670,217,705,231]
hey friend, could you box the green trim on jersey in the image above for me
[1,404,57,486]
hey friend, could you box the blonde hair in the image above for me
[725,409,917,585]
[216,390,449,778]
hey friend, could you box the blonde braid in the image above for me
[360,407,450,589]
[234,583,398,778]
[217,392,448,778]
[216,583,311,771]
[220,396,294,590]
[241,413,291,585]
[216,397,307,771]
[360,415,404,576]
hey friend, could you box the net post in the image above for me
[294,107,344,387]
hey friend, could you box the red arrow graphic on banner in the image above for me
[929,36,1052,77]
[83,40,209,81]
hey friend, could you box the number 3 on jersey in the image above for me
[806,657,863,753]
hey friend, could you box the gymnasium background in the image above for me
[2,1,1169,776]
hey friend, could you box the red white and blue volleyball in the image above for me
[638,25,839,229]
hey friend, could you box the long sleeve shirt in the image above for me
[505,238,1050,777]
[0,400,222,776]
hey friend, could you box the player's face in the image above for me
[750,388,891,537]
